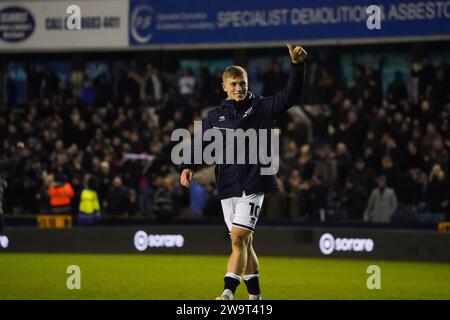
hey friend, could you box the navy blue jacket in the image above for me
[185,62,305,200]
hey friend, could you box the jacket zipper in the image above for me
[234,105,245,194]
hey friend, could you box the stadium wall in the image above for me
[1,0,449,53]
[1,226,449,262]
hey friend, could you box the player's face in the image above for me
[222,76,248,101]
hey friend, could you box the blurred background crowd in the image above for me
[1,42,450,225]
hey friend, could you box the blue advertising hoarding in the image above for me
[129,0,450,47]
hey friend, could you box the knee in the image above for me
[231,234,249,249]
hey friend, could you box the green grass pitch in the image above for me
[0,253,449,300]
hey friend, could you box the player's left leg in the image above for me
[243,233,262,300]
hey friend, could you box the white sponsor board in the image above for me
[0,0,128,51]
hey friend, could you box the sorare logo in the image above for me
[0,6,35,42]
[319,233,374,255]
[134,230,184,251]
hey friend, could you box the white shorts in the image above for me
[221,192,264,232]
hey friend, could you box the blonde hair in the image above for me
[222,66,248,82]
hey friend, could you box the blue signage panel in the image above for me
[129,0,450,46]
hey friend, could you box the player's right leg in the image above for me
[228,226,252,275]
[216,226,252,300]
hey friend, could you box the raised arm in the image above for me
[261,43,307,118]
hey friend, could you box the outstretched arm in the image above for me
[261,43,307,118]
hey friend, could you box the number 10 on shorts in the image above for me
[249,203,260,218]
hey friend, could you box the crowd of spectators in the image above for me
[2,45,450,225]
